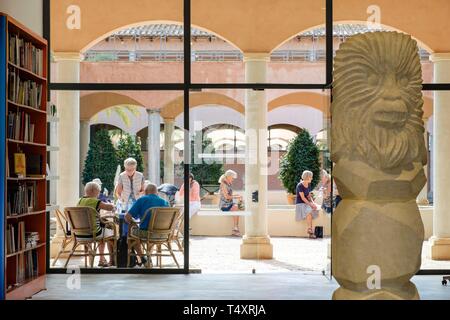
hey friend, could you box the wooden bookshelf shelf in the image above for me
[8,61,46,82]
[5,275,46,300]
[8,100,46,114]
[7,177,46,181]
[6,243,46,259]
[1,13,48,300]
[6,210,46,220]
[7,139,46,147]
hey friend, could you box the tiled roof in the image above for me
[113,24,211,37]
[113,23,384,38]
[300,24,383,37]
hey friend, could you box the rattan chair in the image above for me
[127,207,183,268]
[64,207,117,268]
[51,209,74,266]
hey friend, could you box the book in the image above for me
[8,33,44,76]
[26,154,42,176]
[14,153,26,177]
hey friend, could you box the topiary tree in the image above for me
[279,129,321,194]
[116,134,145,173]
[82,129,118,194]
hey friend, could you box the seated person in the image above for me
[125,183,169,265]
[77,182,115,267]
[92,178,110,203]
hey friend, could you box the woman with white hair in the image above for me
[78,182,116,267]
[296,170,319,239]
[218,170,242,236]
[114,158,145,204]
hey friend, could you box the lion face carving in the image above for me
[331,32,427,171]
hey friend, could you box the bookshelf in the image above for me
[1,13,47,300]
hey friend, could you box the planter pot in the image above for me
[286,193,297,205]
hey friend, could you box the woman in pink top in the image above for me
[179,173,201,218]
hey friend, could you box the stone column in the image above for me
[79,120,90,195]
[240,53,273,259]
[164,118,175,184]
[51,52,83,258]
[430,53,450,260]
[417,117,429,205]
[147,109,161,185]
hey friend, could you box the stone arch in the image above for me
[268,92,328,113]
[161,92,244,119]
[80,92,144,121]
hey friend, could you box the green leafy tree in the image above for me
[279,129,321,194]
[116,134,145,173]
[82,129,118,194]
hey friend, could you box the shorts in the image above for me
[75,227,115,240]
[220,204,234,212]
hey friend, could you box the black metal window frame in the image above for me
[43,0,450,275]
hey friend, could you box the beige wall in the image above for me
[0,0,43,36]
[51,0,450,53]
[190,206,434,238]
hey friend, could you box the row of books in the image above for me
[6,222,41,254]
[6,182,37,216]
[6,221,26,254]
[8,68,43,109]
[13,250,39,287]
[7,111,36,142]
[9,33,44,76]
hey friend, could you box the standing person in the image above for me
[178,173,201,219]
[219,170,241,236]
[296,170,319,239]
[115,158,145,205]
[320,169,341,213]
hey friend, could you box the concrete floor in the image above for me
[32,273,450,300]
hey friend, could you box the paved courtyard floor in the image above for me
[51,236,450,272]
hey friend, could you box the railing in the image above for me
[84,49,431,62]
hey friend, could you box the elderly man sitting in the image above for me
[125,183,169,265]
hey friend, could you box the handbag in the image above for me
[314,226,324,239]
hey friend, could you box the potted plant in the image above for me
[279,130,321,205]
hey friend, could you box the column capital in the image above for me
[243,52,271,63]
[147,108,161,115]
[430,53,450,63]
[163,117,175,123]
[53,52,84,62]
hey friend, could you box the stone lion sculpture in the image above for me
[331,32,427,300]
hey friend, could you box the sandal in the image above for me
[98,259,108,268]
[307,228,316,239]
[232,228,241,237]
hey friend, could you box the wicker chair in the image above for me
[64,207,117,268]
[127,207,183,268]
[51,209,74,266]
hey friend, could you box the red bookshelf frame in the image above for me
[2,13,47,300]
